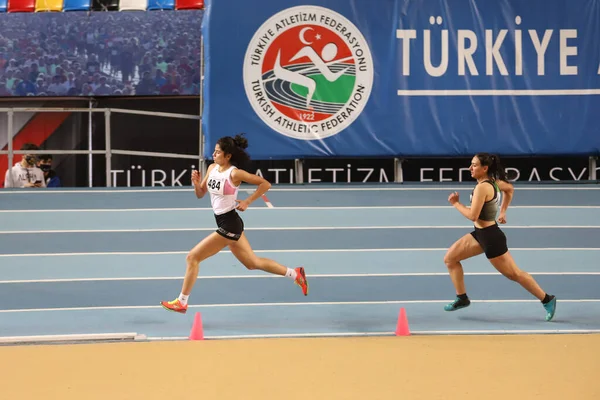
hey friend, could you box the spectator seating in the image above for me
[92,0,118,11]
[118,0,146,10]
[35,0,64,12]
[147,0,173,10]
[0,0,202,11]
[7,0,36,12]
[175,0,202,10]
[62,0,90,11]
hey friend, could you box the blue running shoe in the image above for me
[543,296,557,321]
[444,297,471,312]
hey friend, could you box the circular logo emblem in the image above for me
[243,6,374,141]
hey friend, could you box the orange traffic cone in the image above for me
[189,312,204,340]
[395,307,411,336]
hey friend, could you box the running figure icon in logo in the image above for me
[244,6,374,140]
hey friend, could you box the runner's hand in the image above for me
[448,191,459,205]
[191,170,201,186]
[235,199,250,212]
[498,212,507,224]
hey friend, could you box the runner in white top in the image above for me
[206,164,239,215]
[161,134,309,314]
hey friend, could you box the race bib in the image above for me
[207,176,225,195]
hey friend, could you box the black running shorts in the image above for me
[470,223,508,259]
[214,209,244,241]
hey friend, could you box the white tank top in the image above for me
[207,165,239,215]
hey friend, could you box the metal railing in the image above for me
[0,107,203,187]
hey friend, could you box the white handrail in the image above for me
[111,149,200,160]
[109,108,201,120]
[2,107,203,188]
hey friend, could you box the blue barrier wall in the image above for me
[202,0,600,159]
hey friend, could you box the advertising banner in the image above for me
[102,157,393,187]
[400,156,595,182]
[96,156,594,187]
[202,0,600,159]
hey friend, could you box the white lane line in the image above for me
[0,271,598,284]
[1,225,600,234]
[1,247,600,258]
[0,299,598,314]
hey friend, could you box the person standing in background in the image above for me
[38,154,61,187]
[4,143,46,188]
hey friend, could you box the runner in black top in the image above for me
[443,153,557,321]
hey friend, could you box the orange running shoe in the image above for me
[294,267,309,296]
[160,298,188,314]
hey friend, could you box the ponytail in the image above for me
[216,133,251,168]
[490,154,508,181]
[475,153,508,181]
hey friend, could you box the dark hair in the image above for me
[475,152,508,181]
[20,143,39,151]
[217,134,250,168]
[20,143,39,166]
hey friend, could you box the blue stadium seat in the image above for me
[62,0,90,10]
[147,0,173,10]
[0,0,7,12]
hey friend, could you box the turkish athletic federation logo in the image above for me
[243,6,374,140]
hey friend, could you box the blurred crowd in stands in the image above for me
[0,11,203,97]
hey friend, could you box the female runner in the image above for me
[161,134,308,314]
[443,153,557,321]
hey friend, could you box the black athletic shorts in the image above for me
[214,209,244,241]
[470,223,508,259]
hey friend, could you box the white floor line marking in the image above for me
[2,205,600,212]
[0,299,598,313]
[1,186,599,194]
[0,271,598,284]
[147,328,600,340]
[0,332,144,344]
[3,225,600,234]
[1,247,599,258]
[0,207,215,213]
[7,328,600,343]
